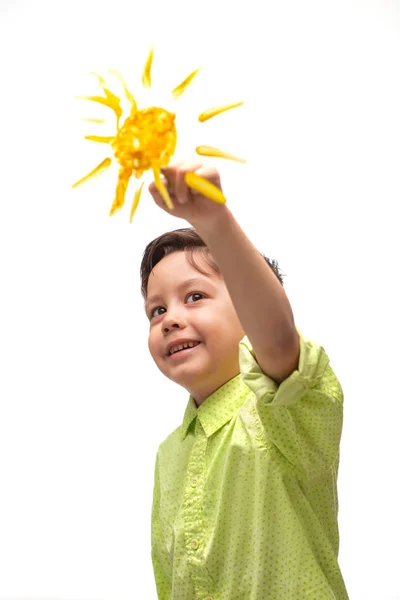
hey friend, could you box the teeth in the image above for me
[170,341,199,355]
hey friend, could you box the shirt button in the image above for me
[190,538,199,550]
[190,477,198,487]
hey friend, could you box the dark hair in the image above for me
[140,227,285,301]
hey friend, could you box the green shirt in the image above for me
[151,330,349,599]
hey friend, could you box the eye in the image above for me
[149,292,205,319]
[150,306,166,318]
[187,292,204,303]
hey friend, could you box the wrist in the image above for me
[189,205,233,238]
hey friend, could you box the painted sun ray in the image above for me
[153,167,174,210]
[85,135,115,144]
[142,47,154,88]
[76,95,122,121]
[196,145,246,163]
[130,182,144,223]
[90,72,107,86]
[171,68,201,99]
[91,72,121,105]
[72,157,112,188]
[198,101,244,122]
[185,172,226,204]
[109,69,137,110]
[110,175,129,216]
[81,117,107,124]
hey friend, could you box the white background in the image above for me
[0,0,399,598]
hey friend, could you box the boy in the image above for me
[141,160,349,599]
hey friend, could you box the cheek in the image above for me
[148,332,158,359]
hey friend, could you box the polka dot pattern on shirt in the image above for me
[151,329,349,600]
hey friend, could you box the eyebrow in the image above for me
[145,277,213,311]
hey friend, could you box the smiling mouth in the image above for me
[167,342,202,358]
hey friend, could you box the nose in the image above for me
[162,305,187,333]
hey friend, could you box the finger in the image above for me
[160,160,185,197]
[175,162,204,204]
[160,159,187,181]
[148,175,169,198]
[161,160,203,203]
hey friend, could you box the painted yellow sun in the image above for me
[72,47,245,222]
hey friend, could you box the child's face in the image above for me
[146,251,245,405]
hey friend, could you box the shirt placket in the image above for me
[183,417,216,600]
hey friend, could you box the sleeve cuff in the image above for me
[239,328,331,406]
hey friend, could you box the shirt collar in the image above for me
[180,373,250,440]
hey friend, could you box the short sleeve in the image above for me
[239,329,344,480]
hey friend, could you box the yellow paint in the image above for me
[73,47,245,221]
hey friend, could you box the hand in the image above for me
[148,160,230,228]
